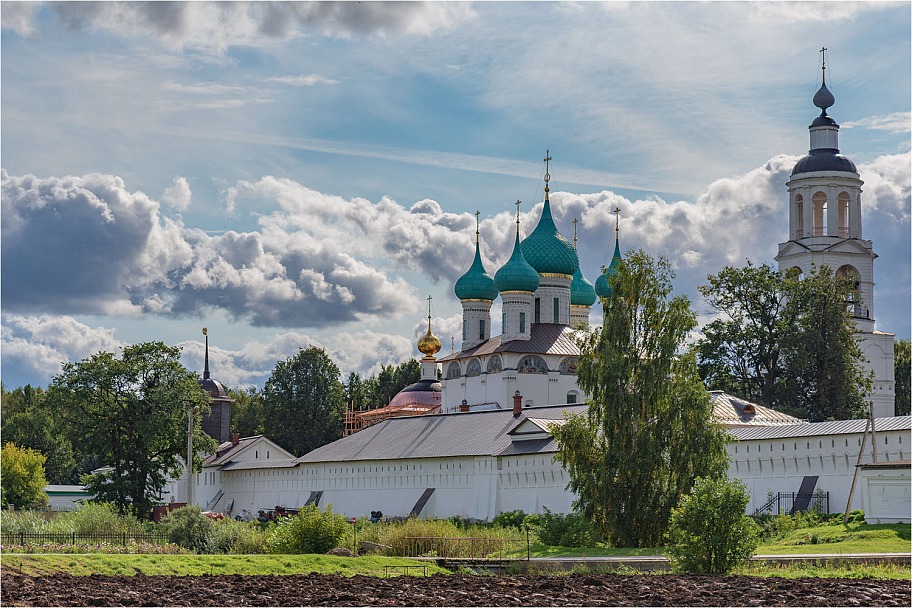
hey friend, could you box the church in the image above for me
[164,59,910,525]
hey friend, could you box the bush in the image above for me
[267,504,348,554]
[527,507,601,548]
[492,510,527,531]
[161,506,213,553]
[666,477,760,574]
[207,518,270,554]
[50,502,148,536]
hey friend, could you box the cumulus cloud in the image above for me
[0,1,42,35]
[0,314,126,385]
[44,1,476,54]
[161,176,192,211]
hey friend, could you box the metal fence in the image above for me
[1,532,170,546]
[752,490,830,516]
[401,536,524,560]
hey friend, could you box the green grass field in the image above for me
[0,554,451,577]
[757,522,910,555]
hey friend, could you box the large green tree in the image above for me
[46,342,216,518]
[229,387,264,438]
[1,442,49,510]
[261,347,345,456]
[895,339,910,416]
[553,250,729,548]
[698,262,872,422]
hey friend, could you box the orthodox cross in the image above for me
[451,336,455,354]
[543,150,552,191]
[613,206,621,237]
[475,209,480,239]
[820,47,827,82]
[515,199,522,227]
[572,218,579,250]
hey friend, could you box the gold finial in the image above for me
[417,294,441,357]
[613,207,620,238]
[572,218,579,250]
[475,210,480,242]
[202,327,207,336]
[543,149,552,194]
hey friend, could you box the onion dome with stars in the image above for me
[792,49,857,177]
[454,211,498,301]
[495,201,541,293]
[519,151,579,276]
[569,219,597,306]
[595,209,623,299]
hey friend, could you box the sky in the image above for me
[2,1,910,391]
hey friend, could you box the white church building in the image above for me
[164,61,909,525]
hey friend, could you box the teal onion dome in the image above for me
[520,196,579,276]
[495,231,540,293]
[455,241,498,301]
[570,267,597,306]
[595,239,622,299]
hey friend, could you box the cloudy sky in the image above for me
[2,1,910,391]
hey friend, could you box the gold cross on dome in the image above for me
[572,218,579,249]
[613,207,620,237]
[475,210,480,237]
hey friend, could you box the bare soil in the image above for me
[2,571,909,606]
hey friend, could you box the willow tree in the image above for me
[553,250,728,548]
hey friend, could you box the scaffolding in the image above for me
[344,400,440,436]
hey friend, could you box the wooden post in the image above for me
[844,415,872,524]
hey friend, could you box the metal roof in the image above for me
[296,404,588,463]
[219,458,299,471]
[710,391,804,427]
[729,416,910,441]
[439,323,580,362]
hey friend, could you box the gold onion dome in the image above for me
[417,295,441,357]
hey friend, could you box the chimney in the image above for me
[512,391,523,417]
[459,400,470,413]
[232,432,240,446]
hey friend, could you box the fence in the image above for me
[1,532,170,547]
[401,536,525,560]
[752,490,830,517]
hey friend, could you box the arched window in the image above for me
[465,359,482,377]
[517,355,548,374]
[795,194,804,238]
[812,192,827,236]
[838,192,850,237]
[486,355,502,374]
[566,391,579,404]
[446,362,461,380]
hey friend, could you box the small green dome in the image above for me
[455,241,498,301]
[520,196,579,276]
[570,267,597,306]
[495,231,540,293]
[595,239,622,299]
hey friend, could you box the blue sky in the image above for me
[2,1,910,390]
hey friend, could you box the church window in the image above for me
[502,312,506,332]
[566,392,577,404]
[466,359,482,377]
[795,194,804,238]
[517,355,547,374]
[446,362,461,379]
[462,320,467,342]
[553,298,559,323]
[479,319,486,340]
[486,355,502,374]
[812,192,827,236]
[838,192,850,237]
[519,312,526,333]
[534,298,541,323]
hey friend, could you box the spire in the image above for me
[813,47,835,116]
[494,200,540,293]
[519,151,579,276]
[202,327,210,380]
[455,209,498,301]
[570,217,597,307]
[596,207,623,299]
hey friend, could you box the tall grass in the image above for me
[344,517,525,557]
[1,503,151,535]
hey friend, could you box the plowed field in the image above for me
[3,571,909,606]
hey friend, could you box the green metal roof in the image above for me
[595,239,622,299]
[570,267,597,306]
[455,241,498,301]
[495,230,540,293]
[520,196,579,275]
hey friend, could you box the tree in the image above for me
[666,477,760,574]
[895,339,910,417]
[1,442,49,510]
[698,262,872,422]
[779,266,871,421]
[45,342,216,518]
[261,347,345,456]
[363,359,421,407]
[696,262,792,408]
[229,387,264,438]
[553,250,729,548]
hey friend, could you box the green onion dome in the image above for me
[595,239,622,299]
[520,195,579,276]
[495,230,540,293]
[455,241,498,301]
[570,267,597,306]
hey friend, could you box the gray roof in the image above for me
[296,404,588,463]
[219,458,299,471]
[710,391,804,427]
[439,323,580,362]
[729,416,910,441]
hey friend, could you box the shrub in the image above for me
[267,504,348,554]
[666,477,760,574]
[492,510,527,531]
[207,518,270,554]
[49,502,148,536]
[528,507,601,548]
[161,506,213,553]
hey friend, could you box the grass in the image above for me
[735,560,911,580]
[757,522,911,555]
[0,553,451,577]
[504,541,662,558]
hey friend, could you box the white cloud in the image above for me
[0,1,42,35]
[265,74,340,87]
[842,112,911,135]
[161,176,192,211]
[750,1,896,23]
